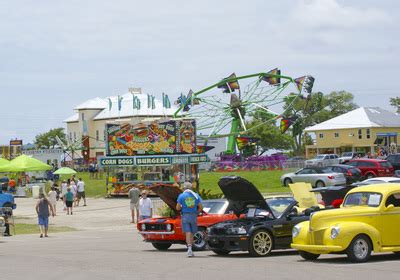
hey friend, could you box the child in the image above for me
[48,186,57,216]
[65,187,74,215]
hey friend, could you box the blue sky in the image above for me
[0,0,399,144]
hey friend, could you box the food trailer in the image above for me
[99,119,209,196]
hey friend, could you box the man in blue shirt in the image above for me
[176,181,203,257]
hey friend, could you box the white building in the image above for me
[64,90,178,161]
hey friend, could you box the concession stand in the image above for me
[99,119,209,196]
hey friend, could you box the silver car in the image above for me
[280,167,346,188]
[305,154,340,167]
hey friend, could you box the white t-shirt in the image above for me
[61,183,68,194]
[139,198,153,217]
[77,181,85,192]
[48,190,57,204]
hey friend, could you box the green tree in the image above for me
[284,91,358,155]
[246,109,294,155]
[390,97,400,113]
[35,128,66,149]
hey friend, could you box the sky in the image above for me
[0,0,399,144]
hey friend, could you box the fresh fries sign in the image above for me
[106,120,196,156]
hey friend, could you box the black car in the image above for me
[207,176,311,257]
[386,154,400,171]
[324,164,362,184]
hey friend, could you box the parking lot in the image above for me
[2,197,400,280]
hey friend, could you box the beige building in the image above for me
[304,107,400,158]
[64,89,177,162]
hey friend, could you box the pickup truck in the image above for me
[0,190,16,209]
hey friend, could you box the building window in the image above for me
[358,129,362,139]
[69,132,72,141]
[74,132,77,141]
[366,129,370,139]
[104,130,106,141]
[319,133,324,139]
[96,130,99,141]
[81,113,85,121]
[334,132,339,138]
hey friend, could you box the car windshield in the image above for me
[266,197,295,217]
[315,155,325,159]
[380,162,392,168]
[202,201,226,214]
[343,192,382,207]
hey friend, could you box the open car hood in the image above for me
[218,176,270,217]
[149,184,182,214]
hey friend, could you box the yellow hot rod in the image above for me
[291,183,400,262]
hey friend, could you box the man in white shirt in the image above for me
[76,178,87,207]
[139,190,153,220]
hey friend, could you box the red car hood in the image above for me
[149,183,182,214]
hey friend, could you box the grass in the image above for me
[61,170,291,198]
[12,223,76,235]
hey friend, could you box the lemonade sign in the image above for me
[106,120,196,156]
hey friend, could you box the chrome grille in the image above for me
[312,229,326,245]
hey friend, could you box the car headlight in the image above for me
[330,226,340,239]
[141,224,146,231]
[292,225,301,238]
[226,226,247,235]
[166,224,172,231]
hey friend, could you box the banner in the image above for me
[106,120,196,156]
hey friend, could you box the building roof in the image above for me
[304,107,400,132]
[74,97,108,110]
[64,92,178,123]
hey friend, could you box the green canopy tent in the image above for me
[0,158,10,169]
[0,154,52,172]
[53,167,77,175]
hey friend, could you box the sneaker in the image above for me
[187,249,194,257]
[40,234,43,238]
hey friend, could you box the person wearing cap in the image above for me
[139,190,153,221]
[176,181,203,257]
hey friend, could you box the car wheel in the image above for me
[315,181,325,188]
[393,251,400,256]
[283,178,293,187]
[151,243,172,251]
[249,229,273,257]
[193,228,207,251]
[299,251,320,261]
[346,235,372,263]
[212,249,231,255]
[366,173,375,179]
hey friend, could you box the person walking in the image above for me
[176,181,203,257]
[61,180,68,211]
[139,190,153,221]
[35,193,55,238]
[48,186,58,216]
[65,187,74,215]
[128,187,140,223]
[70,179,78,207]
[76,178,87,207]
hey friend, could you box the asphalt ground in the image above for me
[2,198,400,280]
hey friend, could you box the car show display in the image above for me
[291,183,400,262]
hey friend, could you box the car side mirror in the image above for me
[385,204,395,211]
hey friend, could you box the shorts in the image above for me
[130,202,139,211]
[181,213,198,233]
[77,191,85,199]
[66,201,73,207]
[38,216,49,227]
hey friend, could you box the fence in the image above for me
[210,159,305,172]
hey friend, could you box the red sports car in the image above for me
[137,184,237,251]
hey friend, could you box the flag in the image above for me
[196,145,215,153]
[294,75,315,93]
[262,68,281,85]
[294,76,306,93]
[117,95,123,111]
[132,94,136,109]
[218,73,240,93]
[147,94,151,109]
[151,95,156,109]
[164,94,171,109]
[236,136,258,150]
[280,116,298,134]
[187,89,194,106]
[133,95,141,109]
[108,98,112,111]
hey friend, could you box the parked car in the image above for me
[305,154,339,167]
[352,176,400,186]
[137,184,237,251]
[207,176,311,257]
[348,158,394,179]
[284,156,305,168]
[386,154,400,171]
[338,152,365,164]
[324,164,362,185]
[291,183,400,262]
[280,167,346,188]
